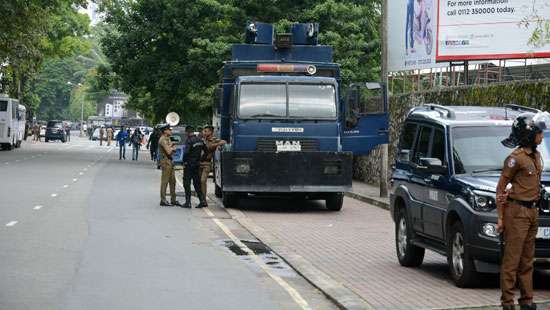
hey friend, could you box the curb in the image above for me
[224,206,375,310]
[344,191,390,211]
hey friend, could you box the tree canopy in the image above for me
[100,0,381,123]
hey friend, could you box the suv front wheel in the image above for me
[395,208,425,267]
[447,222,478,287]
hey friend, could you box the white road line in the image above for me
[5,221,18,227]
[79,172,84,175]
[202,207,312,310]
[73,178,78,182]
[51,193,57,197]
[15,160,20,162]
[83,168,88,171]
[33,205,43,210]
[63,185,69,188]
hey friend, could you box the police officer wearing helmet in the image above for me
[182,125,208,208]
[158,124,182,207]
[496,112,549,310]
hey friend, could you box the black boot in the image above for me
[520,303,536,310]
[502,305,516,310]
[182,195,191,208]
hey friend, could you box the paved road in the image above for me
[225,195,550,309]
[0,136,335,310]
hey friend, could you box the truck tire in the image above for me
[395,208,425,267]
[325,193,343,211]
[215,185,222,198]
[447,221,478,288]
[222,192,239,209]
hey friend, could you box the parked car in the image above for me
[390,104,550,287]
[45,120,67,142]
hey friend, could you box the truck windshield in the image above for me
[239,83,336,119]
[288,84,336,118]
[452,126,550,174]
[0,100,7,112]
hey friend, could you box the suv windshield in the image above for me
[239,83,336,119]
[47,121,63,128]
[452,126,550,174]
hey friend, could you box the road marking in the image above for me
[5,221,18,227]
[63,185,69,188]
[51,193,57,197]
[15,160,19,162]
[79,172,84,175]
[202,208,312,310]
[33,205,43,210]
[83,168,88,171]
[73,178,78,182]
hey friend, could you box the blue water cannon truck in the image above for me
[212,22,389,211]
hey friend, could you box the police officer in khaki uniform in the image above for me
[158,124,182,207]
[200,125,226,201]
[496,112,548,310]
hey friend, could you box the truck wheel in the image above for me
[215,185,222,198]
[222,192,239,209]
[325,193,343,211]
[447,222,478,287]
[395,208,425,267]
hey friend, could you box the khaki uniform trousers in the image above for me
[200,162,211,198]
[160,159,176,203]
[500,203,538,306]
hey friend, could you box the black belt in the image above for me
[508,198,538,208]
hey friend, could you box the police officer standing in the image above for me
[158,124,182,207]
[496,112,548,310]
[200,125,226,202]
[182,125,208,208]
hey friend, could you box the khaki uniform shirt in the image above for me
[502,147,543,202]
[203,136,221,162]
[158,135,173,161]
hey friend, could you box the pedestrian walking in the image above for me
[147,127,160,161]
[33,123,40,142]
[107,126,113,146]
[200,125,226,200]
[131,128,143,161]
[65,125,71,142]
[182,125,208,209]
[496,112,549,310]
[116,126,128,160]
[99,126,105,146]
[158,124,182,207]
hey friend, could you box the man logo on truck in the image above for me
[276,140,301,152]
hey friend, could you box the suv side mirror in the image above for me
[418,157,447,175]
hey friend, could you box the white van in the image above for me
[16,104,26,147]
[0,94,23,150]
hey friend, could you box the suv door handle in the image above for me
[378,128,389,135]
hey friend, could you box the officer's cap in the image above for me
[159,123,171,132]
[204,125,214,131]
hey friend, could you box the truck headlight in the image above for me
[234,159,251,175]
[470,190,496,212]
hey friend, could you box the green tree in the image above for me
[100,0,381,123]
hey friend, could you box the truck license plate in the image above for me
[537,227,550,239]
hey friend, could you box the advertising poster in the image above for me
[437,0,550,61]
[388,0,446,71]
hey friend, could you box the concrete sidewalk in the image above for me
[346,181,390,210]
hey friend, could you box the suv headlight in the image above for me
[470,190,496,212]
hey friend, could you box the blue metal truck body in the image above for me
[213,23,389,210]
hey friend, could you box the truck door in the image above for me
[342,83,389,155]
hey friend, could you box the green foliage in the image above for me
[100,0,381,123]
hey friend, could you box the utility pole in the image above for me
[379,0,389,198]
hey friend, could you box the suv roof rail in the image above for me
[419,104,456,119]
[504,104,540,114]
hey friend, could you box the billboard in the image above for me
[388,0,446,71]
[436,0,550,61]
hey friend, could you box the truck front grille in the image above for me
[256,138,320,152]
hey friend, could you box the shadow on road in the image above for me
[236,195,331,214]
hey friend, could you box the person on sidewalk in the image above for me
[65,125,71,142]
[99,126,105,146]
[158,124,182,207]
[182,125,208,209]
[130,128,143,161]
[116,126,128,160]
[200,125,225,201]
[147,127,160,161]
[496,112,547,310]
[107,126,113,146]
